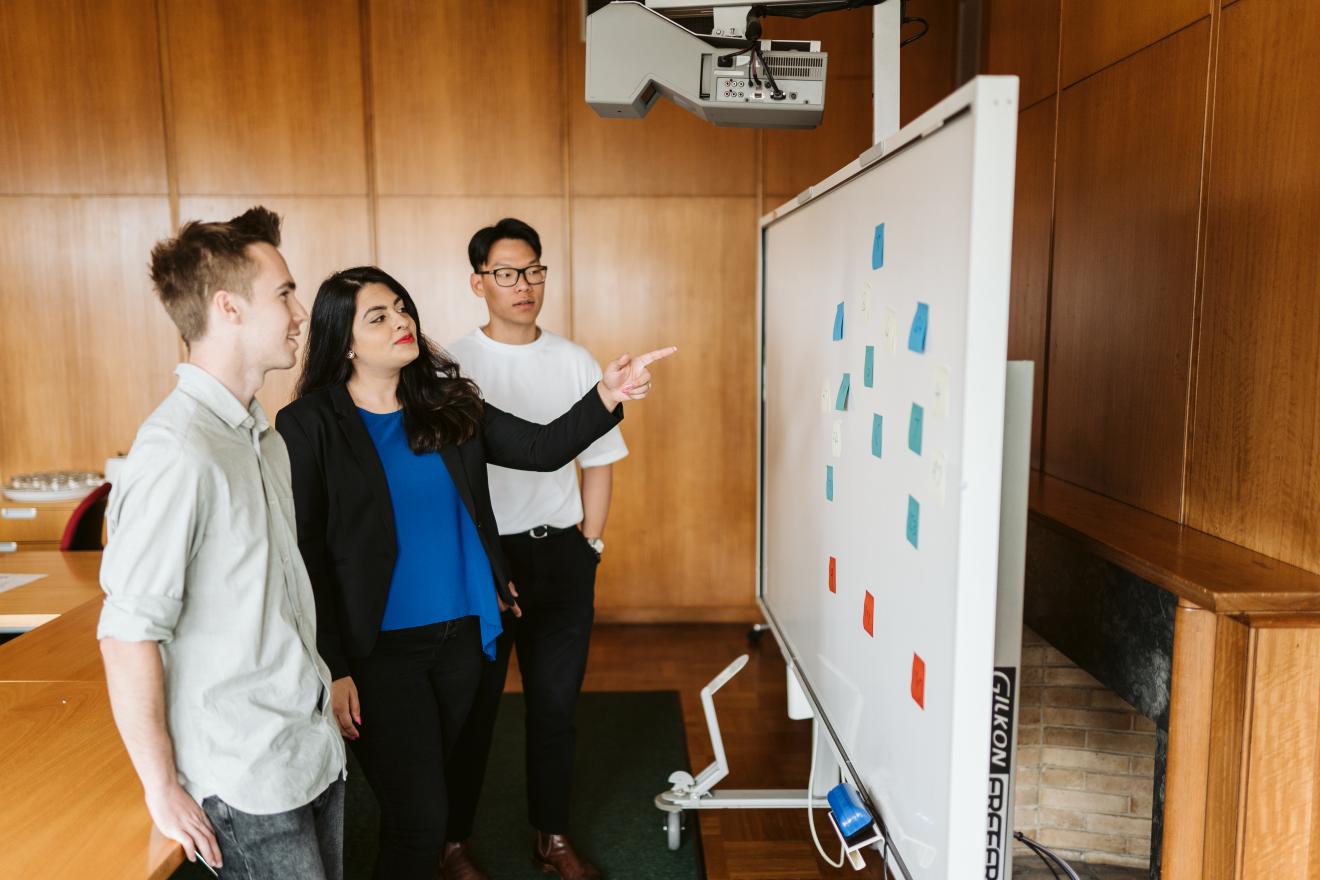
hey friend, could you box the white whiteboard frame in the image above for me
[755,75,1021,879]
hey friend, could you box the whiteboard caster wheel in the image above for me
[666,810,683,850]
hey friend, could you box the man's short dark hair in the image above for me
[467,218,542,273]
[149,206,282,343]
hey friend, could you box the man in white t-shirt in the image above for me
[442,218,625,880]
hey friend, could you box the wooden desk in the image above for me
[0,598,104,682]
[0,550,103,631]
[0,552,187,878]
[0,680,182,880]
[1030,472,1320,879]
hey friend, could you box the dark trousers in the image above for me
[447,528,599,838]
[349,616,483,880]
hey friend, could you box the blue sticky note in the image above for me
[908,403,924,455]
[826,465,834,501]
[871,414,883,458]
[908,302,929,353]
[863,345,875,388]
[871,223,885,270]
[906,495,920,548]
[833,302,845,341]
[835,373,851,411]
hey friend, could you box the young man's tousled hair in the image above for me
[467,217,541,273]
[149,206,283,343]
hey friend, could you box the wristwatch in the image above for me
[585,536,605,558]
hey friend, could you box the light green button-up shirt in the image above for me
[98,364,345,814]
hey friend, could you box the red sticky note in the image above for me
[862,591,874,636]
[911,653,926,709]
[828,556,837,593]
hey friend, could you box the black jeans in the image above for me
[349,616,483,880]
[446,528,599,838]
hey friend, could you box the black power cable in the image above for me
[1013,832,1081,880]
[900,0,929,47]
[740,0,930,67]
[756,43,786,100]
[752,0,884,22]
[743,15,785,100]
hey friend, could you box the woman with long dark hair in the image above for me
[275,266,673,879]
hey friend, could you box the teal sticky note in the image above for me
[908,302,929,353]
[835,373,851,411]
[826,465,834,501]
[871,414,883,458]
[906,495,920,548]
[871,223,885,270]
[833,302,845,341]
[908,403,924,455]
[863,345,875,388]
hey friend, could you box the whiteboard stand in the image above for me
[655,654,829,851]
[986,361,1032,879]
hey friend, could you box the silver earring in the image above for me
[347,351,356,360]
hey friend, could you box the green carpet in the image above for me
[173,690,702,879]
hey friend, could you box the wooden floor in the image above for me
[1015,862,1144,880]
[506,623,888,880]
[523,624,1132,880]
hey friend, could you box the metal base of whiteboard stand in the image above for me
[655,654,828,851]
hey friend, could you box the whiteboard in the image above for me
[758,77,1019,880]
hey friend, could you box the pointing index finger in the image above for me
[635,346,678,368]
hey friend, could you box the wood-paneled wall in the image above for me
[0,0,960,618]
[1185,0,1320,574]
[986,0,1320,574]
[1047,19,1208,521]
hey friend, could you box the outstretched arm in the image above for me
[483,346,677,472]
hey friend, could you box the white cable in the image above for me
[807,717,847,868]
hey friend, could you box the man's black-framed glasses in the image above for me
[479,265,549,287]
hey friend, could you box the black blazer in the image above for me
[276,382,623,679]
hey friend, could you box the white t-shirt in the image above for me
[445,328,628,535]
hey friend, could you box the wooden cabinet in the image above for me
[0,500,79,552]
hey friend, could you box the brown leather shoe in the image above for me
[440,840,489,880]
[532,831,602,880]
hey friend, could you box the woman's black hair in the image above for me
[295,266,483,451]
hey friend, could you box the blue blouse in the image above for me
[357,408,501,659]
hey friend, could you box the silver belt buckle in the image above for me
[529,525,550,539]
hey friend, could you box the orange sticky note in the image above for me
[911,653,926,709]
[828,556,837,593]
[862,591,875,636]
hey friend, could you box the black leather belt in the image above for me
[524,524,574,539]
